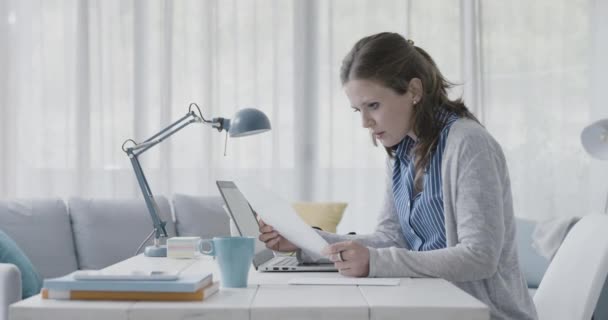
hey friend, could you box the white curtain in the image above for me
[481,0,608,221]
[1,0,606,234]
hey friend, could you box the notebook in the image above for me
[43,271,212,292]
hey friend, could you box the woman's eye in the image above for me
[368,102,379,109]
[352,108,360,113]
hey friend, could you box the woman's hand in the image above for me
[322,240,370,277]
[258,219,299,252]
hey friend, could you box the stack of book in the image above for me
[41,271,219,301]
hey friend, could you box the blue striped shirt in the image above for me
[392,111,460,251]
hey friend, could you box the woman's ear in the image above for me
[407,78,423,102]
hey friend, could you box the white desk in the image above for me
[9,255,489,320]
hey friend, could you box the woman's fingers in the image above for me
[339,267,357,277]
[328,251,344,262]
[334,261,356,276]
[259,231,278,242]
[257,219,299,252]
[259,224,274,233]
[322,240,370,277]
[258,231,279,250]
[258,218,275,234]
[322,240,353,256]
[267,236,281,250]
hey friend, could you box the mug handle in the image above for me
[198,239,215,256]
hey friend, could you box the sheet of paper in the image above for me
[236,180,328,260]
[288,277,400,286]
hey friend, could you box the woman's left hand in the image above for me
[322,240,370,277]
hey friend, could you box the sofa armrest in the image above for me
[0,263,21,320]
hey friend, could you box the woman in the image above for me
[259,32,537,320]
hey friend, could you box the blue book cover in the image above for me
[43,272,213,293]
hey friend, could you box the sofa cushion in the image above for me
[173,194,229,239]
[515,218,550,288]
[0,230,42,298]
[0,199,77,279]
[69,197,176,270]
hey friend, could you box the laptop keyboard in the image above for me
[272,256,299,266]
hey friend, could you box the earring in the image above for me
[412,100,417,105]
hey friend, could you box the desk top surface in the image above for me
[10,254,489,320]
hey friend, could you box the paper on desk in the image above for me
[288,277,400,286]
[236,180,327,261]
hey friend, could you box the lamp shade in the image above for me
[228,108,271,137]
[581,118,608,160]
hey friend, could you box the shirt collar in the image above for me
[395,135,416,162]
[394,107,458,162]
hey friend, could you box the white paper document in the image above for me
[236,180,328,260]
[288,277,400,286]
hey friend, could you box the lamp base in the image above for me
[144,245,167,257]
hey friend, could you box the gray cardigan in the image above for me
[312,119,538,320]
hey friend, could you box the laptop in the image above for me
[216,180,337,272]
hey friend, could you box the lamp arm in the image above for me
[122,107,221,244]
[130,112,201,156]
[124,115,227,156]
[127,152,168,239]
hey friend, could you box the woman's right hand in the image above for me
[258,219,299,252]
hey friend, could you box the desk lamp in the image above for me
[122,103,271,257]
[581,118,608,214]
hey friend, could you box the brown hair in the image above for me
[340,32,478,193]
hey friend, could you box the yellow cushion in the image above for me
[292,202,347,233]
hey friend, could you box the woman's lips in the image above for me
[374,131,385,139]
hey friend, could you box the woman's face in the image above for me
[344,79,418,148]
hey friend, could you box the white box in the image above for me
[166,236,201,259]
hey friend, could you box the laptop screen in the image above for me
[216,181,270,258]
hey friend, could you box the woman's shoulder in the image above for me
[448,118,490,140]
[445,118,504,158]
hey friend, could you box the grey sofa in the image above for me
[0,195,230,320]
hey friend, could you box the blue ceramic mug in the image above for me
[199,236,255,288]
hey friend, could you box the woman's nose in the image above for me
[361,114,374,128]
